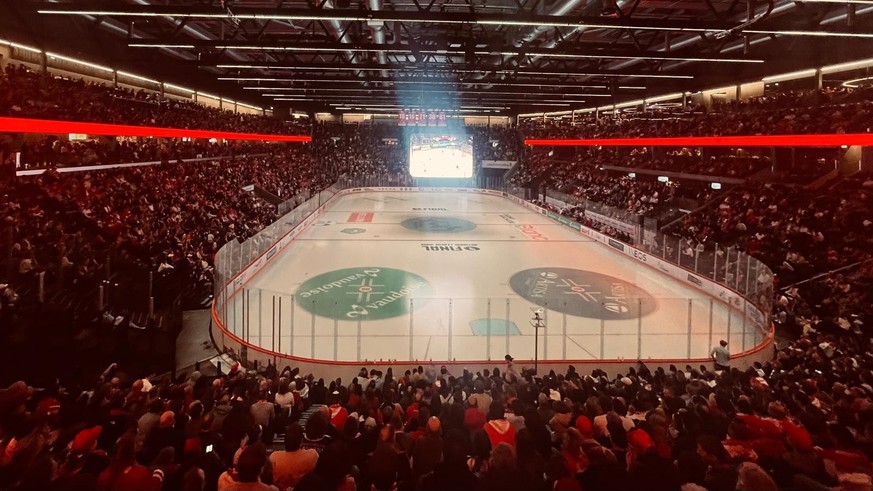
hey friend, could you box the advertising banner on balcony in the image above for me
[481,160,515,169]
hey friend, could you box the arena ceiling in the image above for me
[3,0,873,116]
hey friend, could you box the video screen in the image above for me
[409,134,473,178]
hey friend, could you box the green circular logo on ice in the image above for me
[401,216,477,233]
[295,267,432,320]
[509,268,657,320]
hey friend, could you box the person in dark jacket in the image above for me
[412,416,444,483]
[418,429,477,491]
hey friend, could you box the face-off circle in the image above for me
[401,216,477,233]
[509,267,657,320]
[295,267,432,321]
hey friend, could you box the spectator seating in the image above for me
[0,64,309,135]
[1,76,873,491]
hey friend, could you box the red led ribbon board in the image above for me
[525,134,873,147]
[0,117,312,142]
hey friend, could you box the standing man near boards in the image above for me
[711,340,730,371]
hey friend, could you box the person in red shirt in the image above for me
[97,432,161,491]
[482,401,516,449]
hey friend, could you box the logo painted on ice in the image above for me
[295,267,432,321]
[509,268,657,320]
[421,243,480,252]
[401,216,477,233]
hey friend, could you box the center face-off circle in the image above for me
[509,267,657,320]
[295,267,432,321]
[401,216,477,233]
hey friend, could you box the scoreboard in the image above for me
[398,110,448,127]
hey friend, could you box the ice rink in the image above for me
[222,190,760,363]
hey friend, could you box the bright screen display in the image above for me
[409,134,473,178]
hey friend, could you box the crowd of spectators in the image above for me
[1,145,324,324]
[512,151,712,218]
[597,148,769,179]
[511,131,872,371]
[0,64,310,135]
[313,124,408,179]
[313,123,523,179]
[3,328,873,491]
[6,137,278,170]
[3,61,873,490]
[665,176,873,286]
[519,87,873,140]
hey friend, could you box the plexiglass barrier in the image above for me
[213,176,773,365]
[215,291,765,363]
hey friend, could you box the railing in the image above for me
[212,176,773,376]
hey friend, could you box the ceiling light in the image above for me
[745,29,873,39]
[117,70,160,84]
[761,69,817,83]
[46,52,113,72]
[842,76,873,88]
[215,68,692,79]
[256,88,609,96]
[40,8,873,39]
[129,43,196,48]
[646,92,684,103]
[3,41,42,54]
[136,42,760,63]
[239,82,617,89]
[164,82,195,93]
[613,99,644,108]
[821,57,873,74]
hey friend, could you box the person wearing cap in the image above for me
[711,340,731,371]
[52,426,110,490]
[626,428,680,490]
[412,416,444,484]
[142,411,182,465]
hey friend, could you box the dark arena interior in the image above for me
[2,0,873,489]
